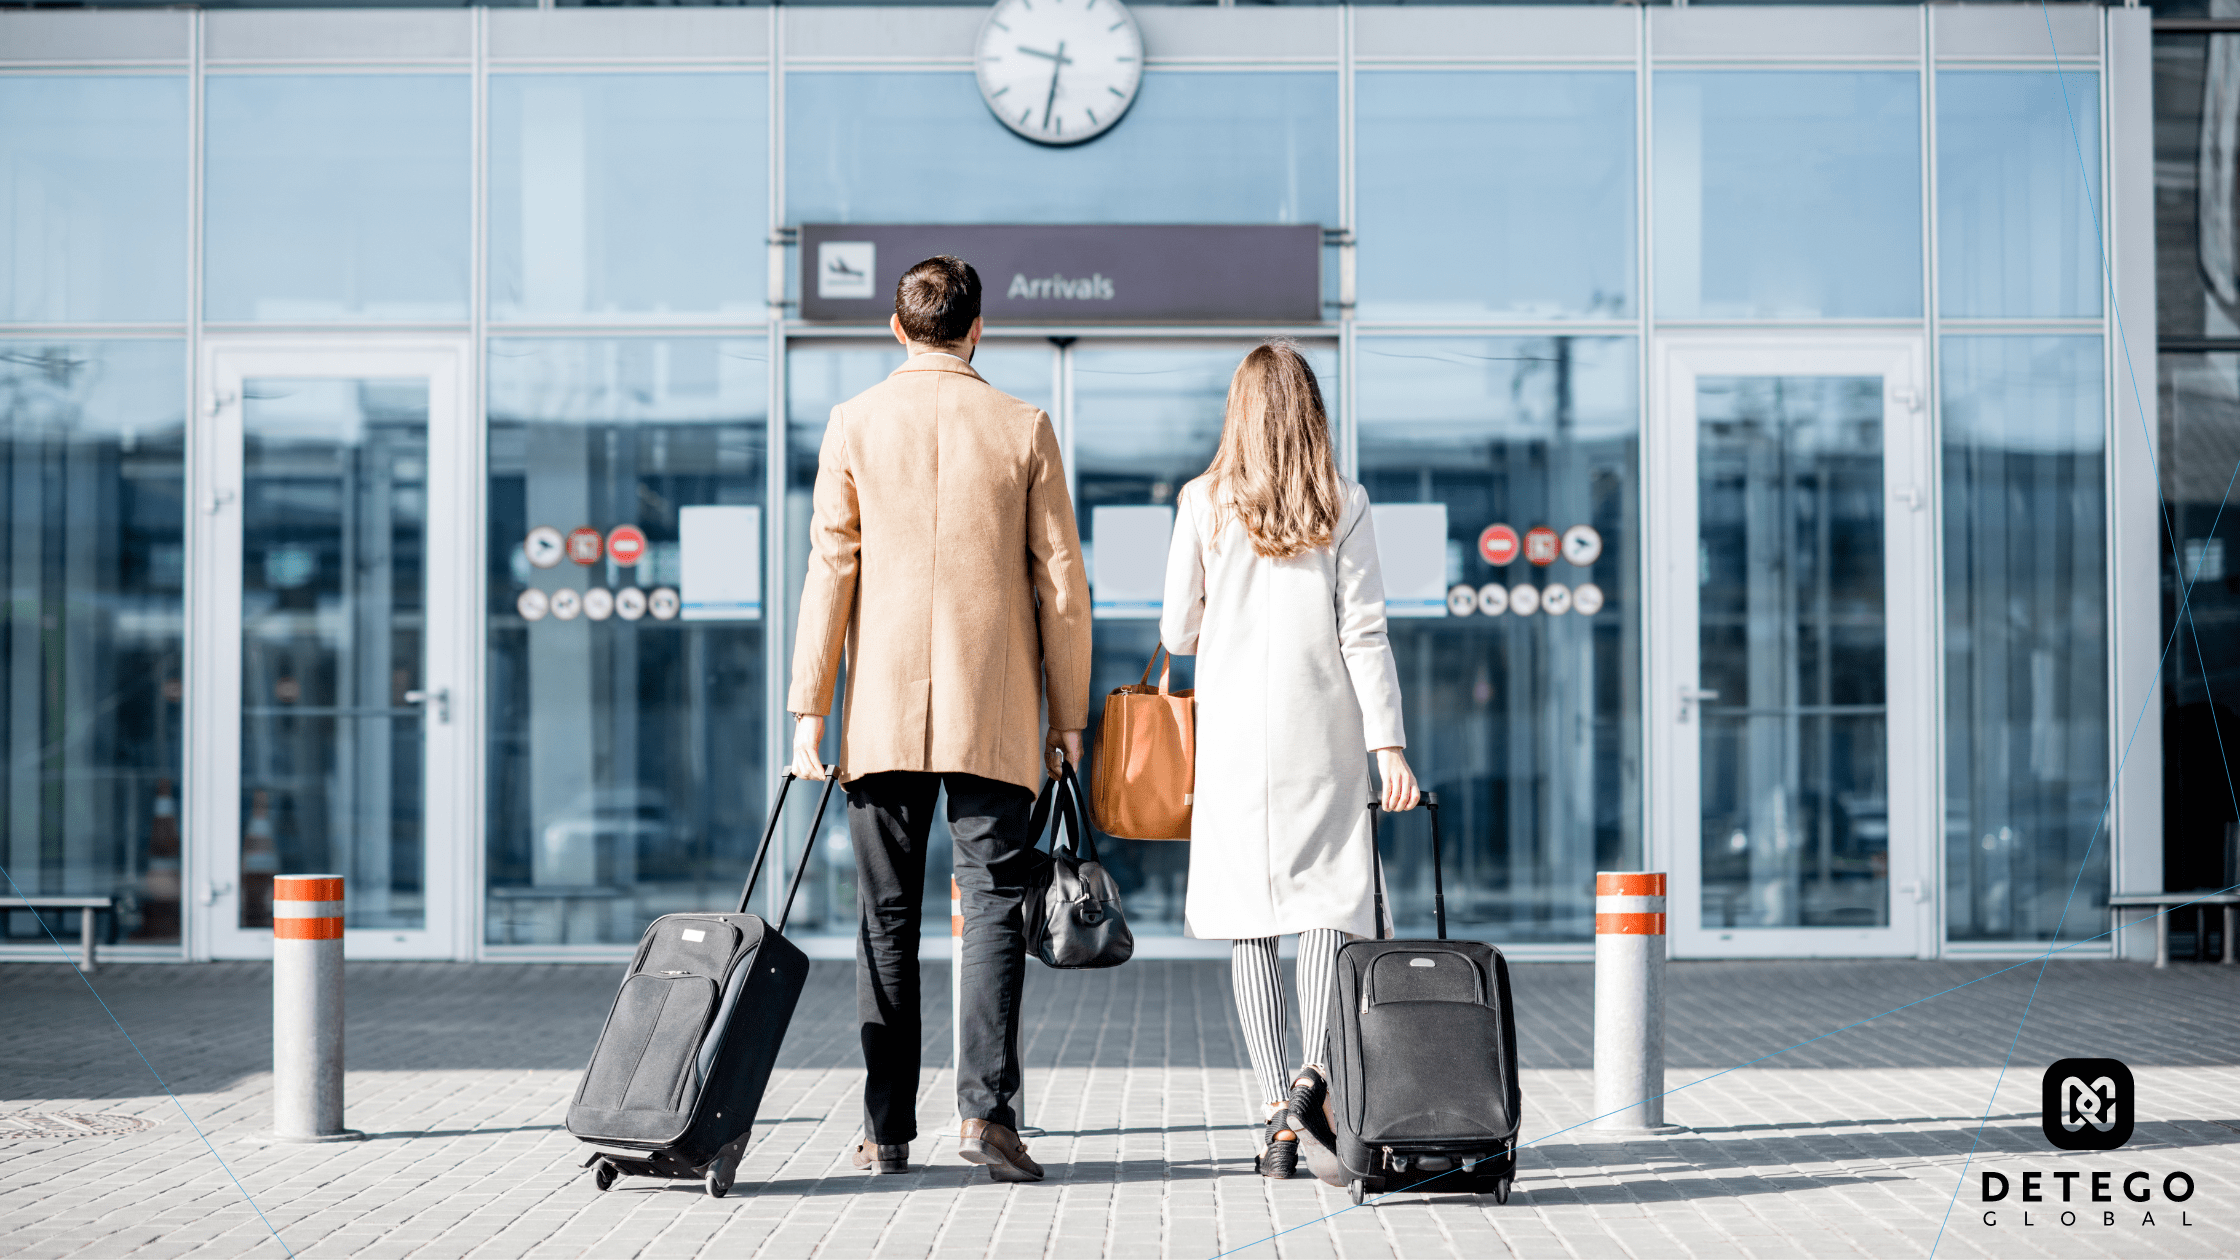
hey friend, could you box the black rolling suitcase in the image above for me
[1321,793,1523,1205]
[568,771,839,1198]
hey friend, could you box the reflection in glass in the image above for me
[1358,337,1639,941]
[0,342,185,948]
[489,74,768,323]
[1072,343,1334,933]
[788,72,1338,228]
[1943,336,2107,941]
[2155,34,2227,339]
[780,342,1056,936]
[2159,352,2240,900]
[1937,72,2101,320]
[485,339,768,946]
[205,75,470,322]
[1356,72,1634,321]
[240,378,428,931]
[1655,72,1921,319]
[1696,376,1889,930]
[0,77,188,324]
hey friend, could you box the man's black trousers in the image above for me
[846,770,1042,1144]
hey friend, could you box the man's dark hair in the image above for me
[895,256,982,345]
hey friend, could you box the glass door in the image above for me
[190,341,475,959]
[1651,337,1935,958]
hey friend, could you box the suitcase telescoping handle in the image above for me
[1366,792,1444,941]
[739,769,841,931]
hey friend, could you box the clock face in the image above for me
[976,0,1143,147]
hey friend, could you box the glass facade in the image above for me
[0,7,2149,960]
[1655,72,1922,320]
[0,77,187,324]
[0,341,187,947]
[1936,71,2102,320]
[485,338,770,946]
[2156,24,2240,939]
[1356,337,1640,941]
[1941,336,2109,943]
[1354,72,1635,322]
[489,74,769,323]
[205,75,472,323]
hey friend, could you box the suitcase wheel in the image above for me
[1492,1177,1511,1205]
[1348,1179,1368,1206]
[591,1161,618,1193]
[705,1148,740,1200]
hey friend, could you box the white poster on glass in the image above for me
[1091,505,1173,619]
[679,505,762,620]
[1371,503,1449,618]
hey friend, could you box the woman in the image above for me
[1160,340,1419,1180]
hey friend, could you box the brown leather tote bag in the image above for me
[1089,647,1195,840]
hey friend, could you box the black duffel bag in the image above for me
[1024,760,1133,969]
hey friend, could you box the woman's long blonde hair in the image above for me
[1204,340,1344,559]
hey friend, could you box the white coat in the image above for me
[1160,477,1409,940]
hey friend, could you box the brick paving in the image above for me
[1,956,2236,1258]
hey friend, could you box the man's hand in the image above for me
[1046,728,1084,775]
[791,714,828,779]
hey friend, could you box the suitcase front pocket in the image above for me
[1366,950,1485,1006]
[578,974,720,1114]
[1354,1001,1512,1143]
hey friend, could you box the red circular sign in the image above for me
[1478,524,1520,567]
[566,527,604,566]
[606,524,647,567]
[1524,526,1561,567]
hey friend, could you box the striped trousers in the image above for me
[1230,929,1346,1108]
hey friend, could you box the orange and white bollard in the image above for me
[1592,872,1676,1131]
[272,874,361,1142]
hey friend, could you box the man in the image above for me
[788,255,1091,1183]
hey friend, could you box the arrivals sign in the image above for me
[799,224,1323,324]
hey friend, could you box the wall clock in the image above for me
[975,0,1143,147]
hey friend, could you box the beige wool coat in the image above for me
[788,353,1093,794]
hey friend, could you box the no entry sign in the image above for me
[1478,524,1520,567]
[607,524,647,567]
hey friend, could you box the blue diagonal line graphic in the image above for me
[0,862,293,1258]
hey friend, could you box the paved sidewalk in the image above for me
[2,956,2236,1259]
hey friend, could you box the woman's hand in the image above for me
[1373,747,1419,813]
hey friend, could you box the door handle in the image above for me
[1893,487,1925,512]
[1678,685,1720,724]
[404,687,450,724]
[204,488,235,515]
[200,879,233,907]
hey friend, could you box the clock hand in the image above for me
[1015,44,1076,66]
[1040,40,1067,131]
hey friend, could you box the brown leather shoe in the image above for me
[956,1119,1043,1183]
[849,1138,909,1174]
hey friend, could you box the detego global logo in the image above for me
[1978,1059,2202,1232]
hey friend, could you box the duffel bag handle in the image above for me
[1028,760,1098,863]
